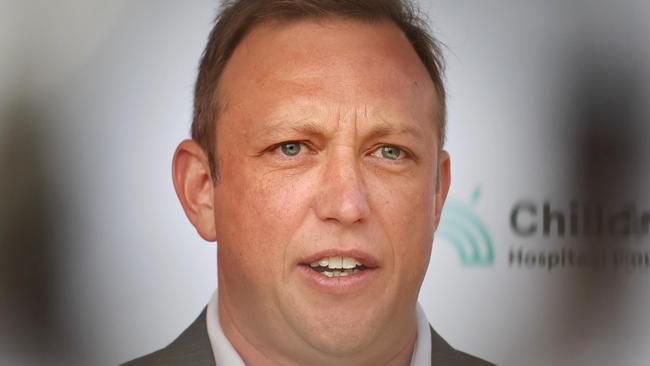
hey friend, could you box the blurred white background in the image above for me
[1,1,649,365]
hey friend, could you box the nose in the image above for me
[314,151,370,225]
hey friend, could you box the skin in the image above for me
[172,18,451,366]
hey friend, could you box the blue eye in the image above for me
[380,145,402,160]
[280,142,301,156]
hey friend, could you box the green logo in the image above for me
[437,186,495,266]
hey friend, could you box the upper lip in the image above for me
[300,248,380,268]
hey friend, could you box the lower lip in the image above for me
[297,265,379,295]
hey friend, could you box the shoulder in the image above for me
[121,308,216,366]
[429,325,497,366]
[454,351,497,366]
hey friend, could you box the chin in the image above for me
[283,297,391,356]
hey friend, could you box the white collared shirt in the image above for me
[206,290,432,365]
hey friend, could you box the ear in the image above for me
[433,150,451,230]
[172,139,217,242]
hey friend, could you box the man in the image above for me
[125,0,494,365]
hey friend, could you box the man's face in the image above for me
[212,19,450,359]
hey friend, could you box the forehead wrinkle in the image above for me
[255,119,329,140]
[253,105,427,146]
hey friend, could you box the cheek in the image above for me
[214,160,317,272]
[366,170,436,274]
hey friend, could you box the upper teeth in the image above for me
[310,256,361,269]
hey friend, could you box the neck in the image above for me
[217,286,418,366]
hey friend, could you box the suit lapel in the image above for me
[429,325,461,365]
[122,308,216,366]
[429,325,496,365]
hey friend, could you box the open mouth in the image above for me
[298,252,379,293]
[305,256,368,277]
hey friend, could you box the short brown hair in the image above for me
[191,0,446,182]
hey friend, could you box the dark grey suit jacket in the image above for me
[123,308,495,366]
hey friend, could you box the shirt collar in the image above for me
[206,290,246,366]
[412,301,433,366]
[206,290,432,365]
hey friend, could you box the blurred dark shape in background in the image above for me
[557,6,650,362]
[573,42,646,205]
[0,102,70,364]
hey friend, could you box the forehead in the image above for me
[218,18,438,133]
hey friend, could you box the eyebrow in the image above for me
[364,119,424,142]
[256,118,424,142]
[256,119,326,140]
